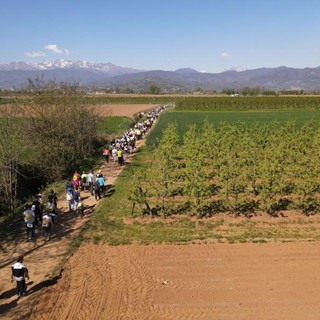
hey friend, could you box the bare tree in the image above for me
[0,104,23,215]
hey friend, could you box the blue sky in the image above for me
[1,0,320,73]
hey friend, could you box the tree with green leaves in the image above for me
[150,123,180,217]
[128,174,152,216]
[182,124,211,216]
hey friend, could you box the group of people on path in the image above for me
[66,169,106,207]
[14,104,171,299]
[22,190,58,242]
[65,105,171,215]
[103,104,171,166]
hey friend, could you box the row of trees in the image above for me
[175,96,320,111]
[0,82,99,216]
[129,121,320,218]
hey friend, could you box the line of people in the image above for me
[22,105,171,243]
[16,104,171,298]
[102,104,172,166]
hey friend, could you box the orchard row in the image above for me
[130,120,320,217]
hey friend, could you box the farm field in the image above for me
[147,109,320,144]
[92,103,157,117]
[29,241,320,320]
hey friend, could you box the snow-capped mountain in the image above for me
[2,59,320,91]
[0,59,140,74]
[225,66,250,72]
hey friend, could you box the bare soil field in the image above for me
[30,242,320,320]
[92,104,157,117]
[2,104,320,319]
[0,103,157,118]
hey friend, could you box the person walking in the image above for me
[32,195,42,225]
[23,205,36,241]
[11,256,29,298]
[112,146,117,163]
[87,170,94,196]
[72,171,81,190]
[66,189,74,212]
[97,174,106,195]
[48,190,58,210]
[103,147,110,163]
[117,148,124,166]
[42,212,53,241]
[81,171,88,191]
[73,189,81,211]
[94,179,101,201]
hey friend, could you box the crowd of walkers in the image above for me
[21,104,170,243]
[103,104,171,165]
[16,104,170,298]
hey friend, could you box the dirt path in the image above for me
[0,147,144,319]
[0,128,146,320]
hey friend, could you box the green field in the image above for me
[97,116,134,137]
[147,110,320,145]
[175,96,320,111]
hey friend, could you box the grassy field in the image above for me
[147,109,320,144]
[97,116,134,137]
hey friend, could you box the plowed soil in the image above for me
[2,104,320,319]
[92,104,157,117]
[31,242,320,320]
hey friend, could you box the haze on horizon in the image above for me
[2,0,320,73]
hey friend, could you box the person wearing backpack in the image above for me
[11,256,29,298]
[81,172,88,191]
[32,195,42,225]
[42,211,53,240]
[93,179,101,201]
[66,189,74,212]
[48,190,58,210]
[73,189,80,211]
[45,200,57,223]
[76,198,84,217]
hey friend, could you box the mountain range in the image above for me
[1,59,320,92]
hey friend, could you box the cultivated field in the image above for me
[146,109,320,144]
[92,103,157,117]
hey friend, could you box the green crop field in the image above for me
[175,96,320,111]
[147,110,320,145]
